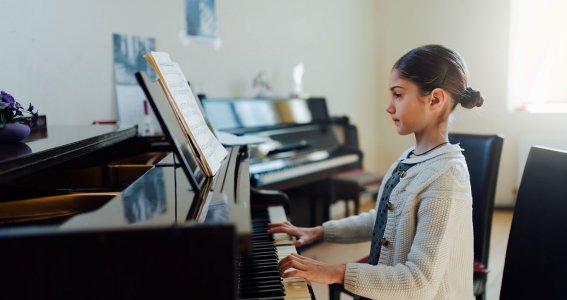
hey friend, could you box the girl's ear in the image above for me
[429,88,447,112]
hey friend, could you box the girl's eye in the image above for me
[393,93,401,98]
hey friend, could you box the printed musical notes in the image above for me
[145,51,227,176]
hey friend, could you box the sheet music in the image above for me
[145,52,227,176]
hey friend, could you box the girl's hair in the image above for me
[393,45,483,109]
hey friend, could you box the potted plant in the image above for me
[0,91,39,143]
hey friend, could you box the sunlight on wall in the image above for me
[508,0,567,113]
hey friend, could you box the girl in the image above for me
[268,45,483,299]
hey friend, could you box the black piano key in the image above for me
[246,252,277,259]
[240,254,278,261]
[241,252,276,258]
[239,282,283,290]
[252,218,270,224]
[250,245,276,251]
[239,257,277,263]
[250,241,275,247]
[239,285,284,293]
[239,283,283,292]
[239,271,281,280]
[250,233,271,237]
[239,262,278,269]
[239,254,278,263]
[240,277,282,284]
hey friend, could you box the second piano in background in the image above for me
[200,97,362,227]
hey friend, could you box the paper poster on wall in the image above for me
[179,0,222,48]
[113,33,161,134]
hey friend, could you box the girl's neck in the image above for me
[413,131,448,156]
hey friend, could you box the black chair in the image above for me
[500,146,567,299]
[449,133,504,300]
[329,133,503,300]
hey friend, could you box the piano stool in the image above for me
[330,169,383,217]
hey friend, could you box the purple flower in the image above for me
[0,90,39,128]
[1,91,15,104]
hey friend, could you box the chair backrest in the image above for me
[330,115,360,149]
[448,133,504,268]
[330,116,363,169]
[500,146,567,299]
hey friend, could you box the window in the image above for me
[508,0,567,113]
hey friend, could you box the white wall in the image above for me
[0,0,381,174]
[3,0,566,206]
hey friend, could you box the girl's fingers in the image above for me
[278,254,309,273]
[279,260,308,277]
[267,221,289,227]
[281,269,305,279]
[278,254,300,268]
[279,253,343,284]
[267,225,290,233]
[289,253,306,260]
[267,222,297,234]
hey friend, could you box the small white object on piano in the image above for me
[214,130,269,146]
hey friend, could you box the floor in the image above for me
[300,198,514,300]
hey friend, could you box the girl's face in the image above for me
[386,69,432,135]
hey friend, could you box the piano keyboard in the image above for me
[239,206,312,300]
[252,154,359,186]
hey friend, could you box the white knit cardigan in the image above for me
[323,144,474,300]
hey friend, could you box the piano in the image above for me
[200,97,362,226]
[0,75,314,299]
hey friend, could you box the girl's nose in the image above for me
[385,100,395,114]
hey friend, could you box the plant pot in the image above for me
[0,123,31,143]
[0,142,32,160]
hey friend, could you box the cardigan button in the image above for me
[380,238,390,247]
[386,202,394,211]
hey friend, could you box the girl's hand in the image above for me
[267,221,323,247]
[278,253,345,284]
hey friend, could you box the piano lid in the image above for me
[0,125,138,186]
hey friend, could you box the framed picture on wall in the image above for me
[185,0,217,39]
[113,33,160,133]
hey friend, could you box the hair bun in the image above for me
[460,87,484,109]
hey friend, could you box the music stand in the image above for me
[136,71,206,193]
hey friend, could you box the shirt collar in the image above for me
[400,143,463,164]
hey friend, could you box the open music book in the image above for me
[144,51,227,177]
